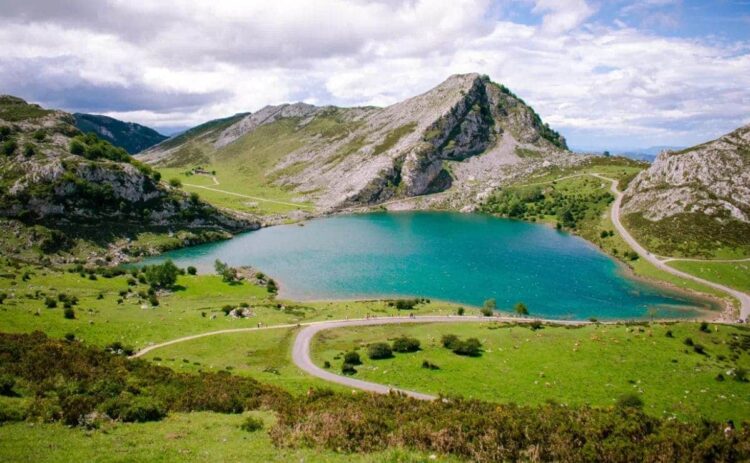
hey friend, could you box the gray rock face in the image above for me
[623,125,750,222]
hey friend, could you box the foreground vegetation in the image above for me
[1,332,747,463]
[312,321,750,423]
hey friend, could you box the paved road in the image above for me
[593,173,750,320]
[291,315,586,400]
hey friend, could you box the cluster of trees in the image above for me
[341,336,423,373]
[481,185,614,231]
[441,334,482,357]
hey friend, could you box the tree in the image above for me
[514,302,529,316]
[456,307,465,316]
[214,259,238,283]
[483,298,496,310]
[266,278,278,293]
[367,342,393,360]
[441,334,460,350]
[144,260,180,289]
[187,266,197,275]
[343,351,361,365]
[603,150,611,157]
[168,178,182,188]
[69,139,85,155]
[63,307,75,319]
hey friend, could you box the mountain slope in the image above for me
[142,74,580,212]
[0,95,257,263]
[74,113,168,154]
[622,124,750,257]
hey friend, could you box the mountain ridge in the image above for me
[74,113,167,154]
[142,73,579,211]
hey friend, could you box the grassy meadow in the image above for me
[311,321,750,423]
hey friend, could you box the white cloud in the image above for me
[0,0,747,149]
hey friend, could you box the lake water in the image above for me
[144,211,714,320]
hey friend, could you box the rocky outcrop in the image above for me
[0,96,258,233]
[623,125,750,222]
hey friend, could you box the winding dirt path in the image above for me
[182,183,315,210]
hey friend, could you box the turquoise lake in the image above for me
[145,211,713,320]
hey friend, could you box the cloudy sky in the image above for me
[1,0,748,151]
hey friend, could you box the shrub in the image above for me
[63,307,75,319]
[221,305,233,315]
[23,142,35,157]
[187,266,197,275]
[616,393,644,409]
[392,336,420,353]
[148,294,159,307]
[456,307,465,316]
[665,330,673,338]
[453,338,482,357]
[343,351,361,365]
[684,337,694,347]
[126,277,137,286]
[480,306,493,317]
[367,342,393,360]
[395,299,418,310]
[323,360,331,369]
[64,333,76,342]
[267,278,278,294]
[240,415,264,432]
[693,344,706,355]
[528,320,543,331]
[341,363,357,375]
[102,395,166,423]
[0,292,7,304]
[421,360,440,370]
[699,322,710,333]
[2,139,17,156]
[44,297,57,308]
[441,334,460,350]
[69,139,85,155]
[0,373,16,396]
[168,178,182,188]
[483,298,496,310]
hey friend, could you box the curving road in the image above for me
[593,173,750,320]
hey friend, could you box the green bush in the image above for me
[341,363,357,375]
[169,178,182,188]
[44,297,57,308]
[144,260,180,289]
[453,338,482,357]
[344,351,362,365]
[367,342,393,360]
[421,360,440,370]
[392,336,420,353]
[240,415,264,432]
[441,334,460,350]
[2,139,17,156]
[63,307,75,319]
[616,393,644,409]
[456,307,465,316]
[0,398,27,423]
[187,266,197,275]
[514,302,529,315]
[267,278,278,293]
[102,395,166,423]
[394,299,419,310]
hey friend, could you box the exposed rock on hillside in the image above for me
[143,74,581,211]
[74,113,167,154]
[0,96,258,261]
[622,124,750,256]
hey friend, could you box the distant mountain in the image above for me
[74,113,168,154]
[622,126,750,257]
[142,73,581,210]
